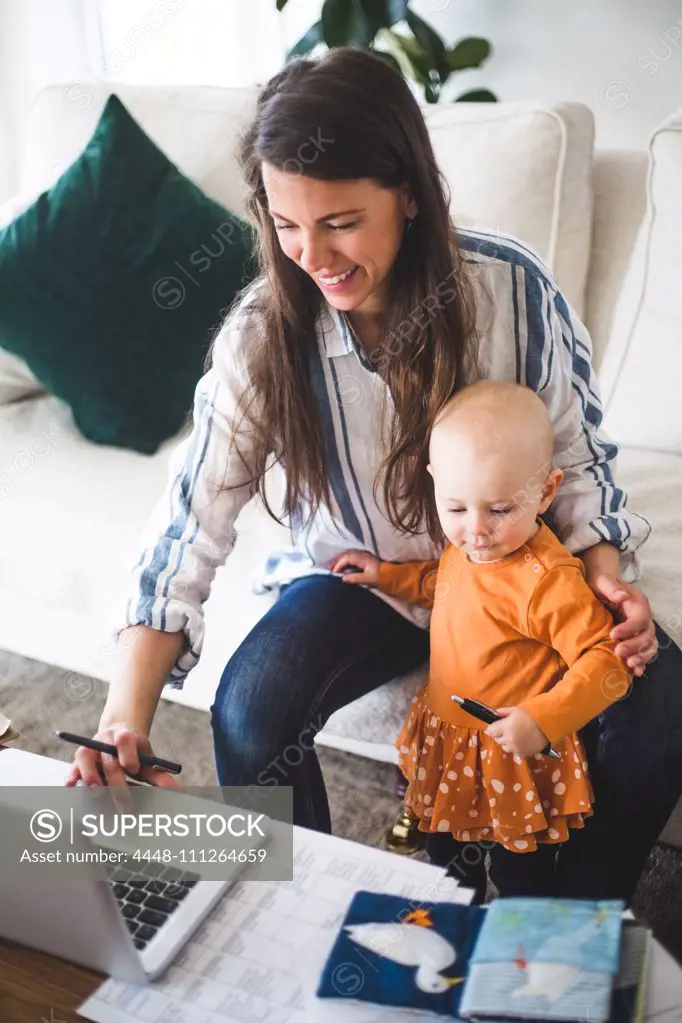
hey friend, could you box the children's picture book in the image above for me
[459,897,625,1022]
[316,890,486,1017]
[467,920,651,1023]
[317,893,635,1023]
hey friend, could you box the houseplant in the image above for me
[276,0,496,104]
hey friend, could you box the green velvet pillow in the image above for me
[0,95,257,453]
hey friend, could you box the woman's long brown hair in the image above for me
[213,47,479,543]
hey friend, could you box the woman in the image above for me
[67,49,682,903]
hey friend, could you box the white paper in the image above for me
[0,746,68,784]
[78,827,474,1023]
[0,711,11,737]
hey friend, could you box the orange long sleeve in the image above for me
[377,558,442,610]
[517,565,631,744]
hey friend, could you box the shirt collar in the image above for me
[320,302,355,358]
[320,301,377,372]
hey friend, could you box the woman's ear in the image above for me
[401,182,418,219]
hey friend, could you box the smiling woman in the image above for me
[68,46,682,910]
[237,48,477,536]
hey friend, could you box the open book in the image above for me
[316,893,649,1023]
[0,711,20,747]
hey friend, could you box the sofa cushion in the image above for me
[22,85,259,218]
[0,94,256,453]
[424,101,595,314]
[600,108,682,453]
[584,150,648,376]
[0,190,47,404]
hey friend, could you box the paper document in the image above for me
[0,746,66,783]
[78,827,473,1023]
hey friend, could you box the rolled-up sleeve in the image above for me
[118,299,261,688]
[538,280,651,583]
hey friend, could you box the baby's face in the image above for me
[429,443,552,563]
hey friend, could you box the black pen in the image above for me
[450,695,561,760]
[55,730,182,775]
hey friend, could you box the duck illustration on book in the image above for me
[344,907,465,994]
[511,904,612,1003]
[459,898,623,1022]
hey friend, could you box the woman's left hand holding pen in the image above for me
[64,723,180,789]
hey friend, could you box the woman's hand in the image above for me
[328,550,381,587]
[587,573,658,677]
[64,723,181,788]
[485,707,549,758]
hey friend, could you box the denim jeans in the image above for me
[210,575,682,902]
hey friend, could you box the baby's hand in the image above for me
[485,707,549,758]
[328,550,381,587]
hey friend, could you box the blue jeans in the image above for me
[210,575,682,902]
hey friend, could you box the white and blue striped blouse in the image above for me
[122,229,651,688]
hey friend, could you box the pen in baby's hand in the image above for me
[450,695,562,760]
[55,730,182,775]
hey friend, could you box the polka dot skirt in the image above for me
[396,686,595,853]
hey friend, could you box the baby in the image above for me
[330,380,631,900]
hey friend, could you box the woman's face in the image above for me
[261,163,416,317]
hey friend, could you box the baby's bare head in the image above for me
[430,380,555,479]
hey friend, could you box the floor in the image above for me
[1,647,681,964]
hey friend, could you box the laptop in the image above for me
[0,751,264,981]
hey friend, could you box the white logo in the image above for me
[30,809,63,843]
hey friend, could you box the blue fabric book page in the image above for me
[317,890,486,1017]
[459,897,625,1022]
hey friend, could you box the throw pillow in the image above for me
[600,107,682,453]
[0,188,50,404]
[0,94,257,453]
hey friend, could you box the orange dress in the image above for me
[377,520,631,853]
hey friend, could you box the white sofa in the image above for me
[1,85,681,841]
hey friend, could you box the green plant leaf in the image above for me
[358,0,407,27]
[287,20,325,58]
[456,88,497,102]
[358,0,387,36]
[321,0,374,48]
[448,37,491,71]
[322,0,352,47]
[405,9,449,79]
[390,32,431,86]
[276,0,290,10]
[350,0,379,44]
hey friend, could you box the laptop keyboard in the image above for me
[104,859,200,951]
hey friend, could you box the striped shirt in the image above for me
[123,229,651,688]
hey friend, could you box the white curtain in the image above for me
[0,0,102,203]
[0,0,323,203]
[95,0,294,89]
